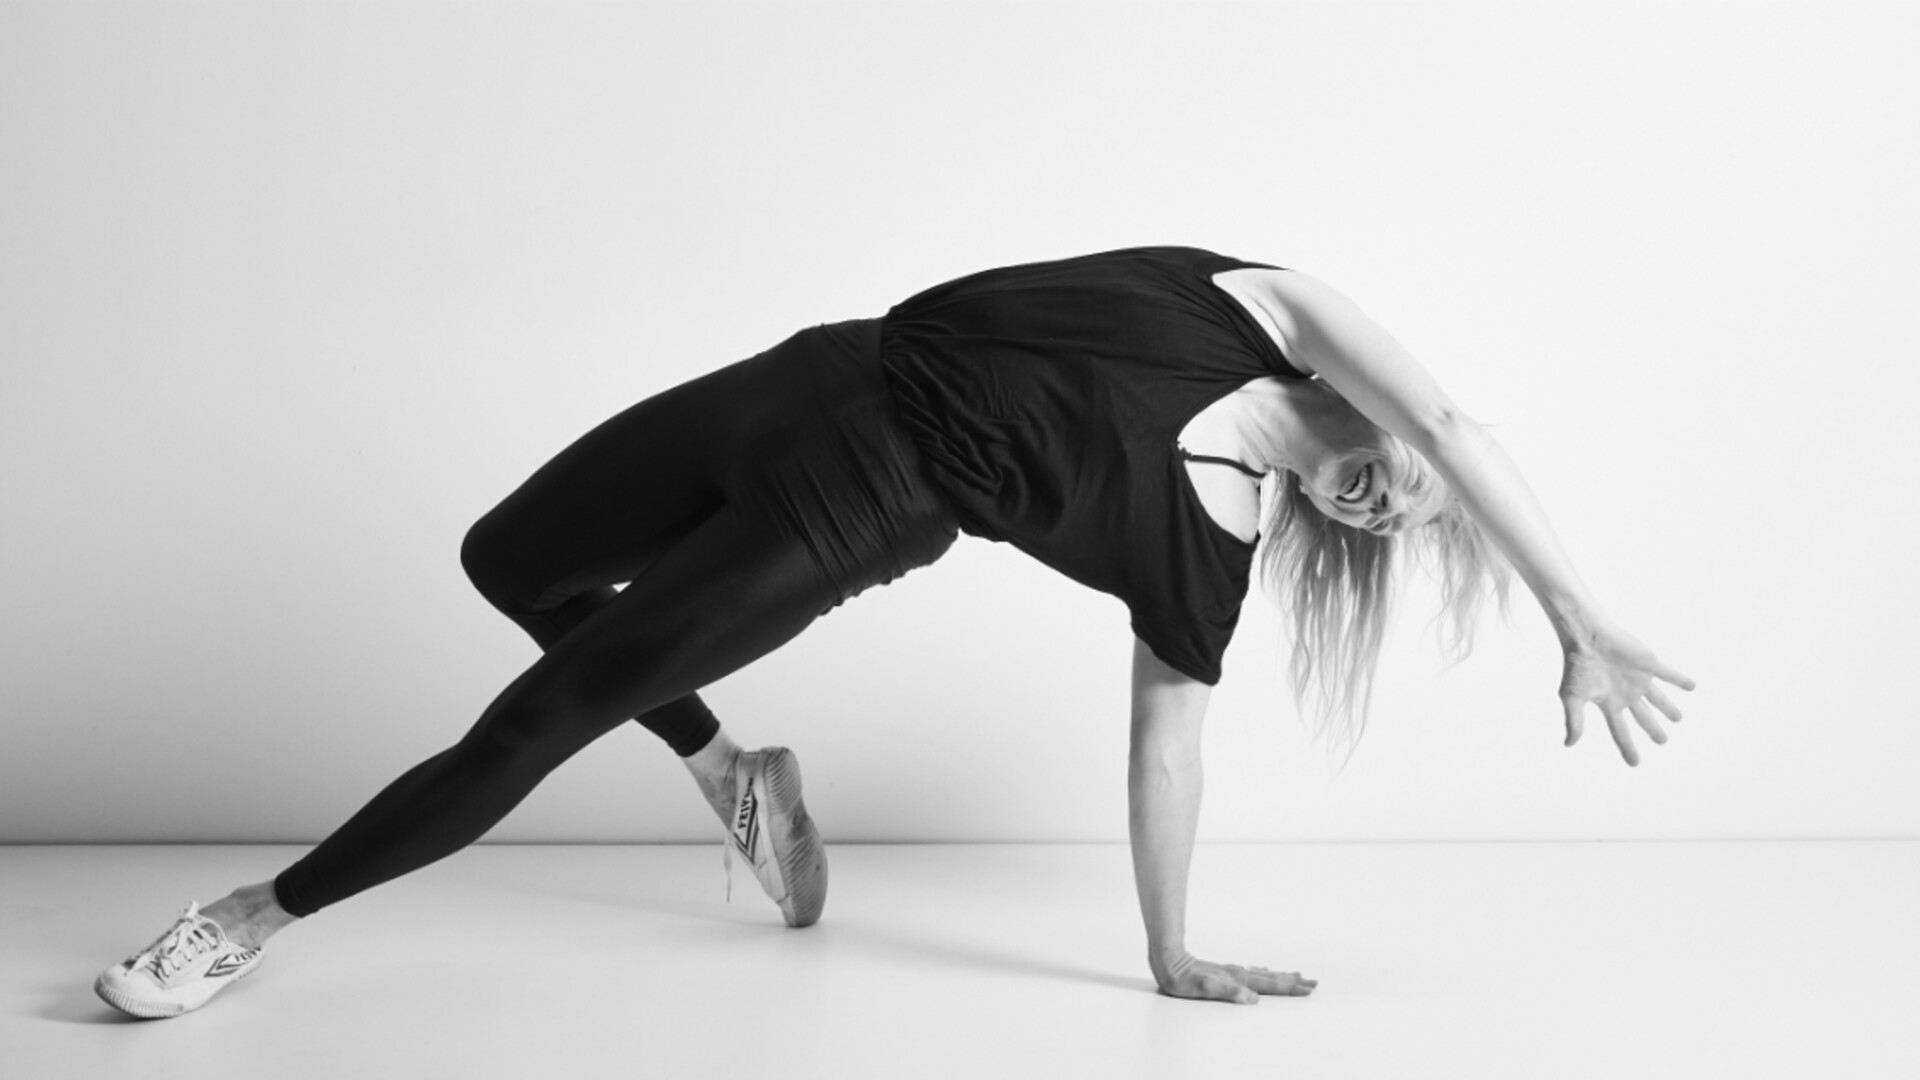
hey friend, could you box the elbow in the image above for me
[1410,404,1477,456]
[1128,757,1202,824]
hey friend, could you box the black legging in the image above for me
[273,319,958,916]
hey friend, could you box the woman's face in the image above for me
[1298,423,1448,536]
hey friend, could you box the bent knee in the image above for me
[461,512,531,612]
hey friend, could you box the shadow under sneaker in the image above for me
[728,747,828,927]
[96,901,263,1018]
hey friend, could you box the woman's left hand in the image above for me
[1154,952,1318,1004]
[1559,621,1696,766]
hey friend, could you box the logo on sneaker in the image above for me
[732,786,759,860]
[205,951,257,979]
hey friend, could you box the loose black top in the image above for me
[877,246,1307,684]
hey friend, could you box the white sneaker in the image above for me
[726,747,828,928]
[95,902,263,1018]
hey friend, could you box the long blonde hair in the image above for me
[1260,437,1513,764]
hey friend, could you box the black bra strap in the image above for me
[1176,446,1266,479]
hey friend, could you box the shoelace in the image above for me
[134,903,221,981]
[718,756,744,905]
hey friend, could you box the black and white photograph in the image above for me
[3,1,1915,1076]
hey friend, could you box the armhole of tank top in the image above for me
[1173,445,1262,547]
[1196,259,1310,380]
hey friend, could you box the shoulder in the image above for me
[1206,268,1363,378]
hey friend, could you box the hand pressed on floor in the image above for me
[1155,953,1317,1005]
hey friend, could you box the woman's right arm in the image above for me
[1408,415,1696,764]
[1220,268,1696,765]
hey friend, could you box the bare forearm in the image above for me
[1128,749,1203,978]
[1123,638,1319,1002]
[1421,417,1611,645]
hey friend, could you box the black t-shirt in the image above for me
[878,246,1306,684]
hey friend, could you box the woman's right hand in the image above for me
[1153,950,1318,1004]
[1559,619,1696,766]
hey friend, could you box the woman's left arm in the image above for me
[1129,637,1317,1002]
[1227,270,1696,765]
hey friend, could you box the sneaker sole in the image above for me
[758,748,828,928]
[93,960,259,1019]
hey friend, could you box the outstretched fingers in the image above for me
[1560,631,1693,763]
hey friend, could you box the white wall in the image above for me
[3,1,1913,844]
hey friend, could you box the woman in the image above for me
[95,247,1693,1016]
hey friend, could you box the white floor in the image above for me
[3,842,1916,1079]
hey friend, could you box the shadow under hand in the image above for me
[826,920,1155,996]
